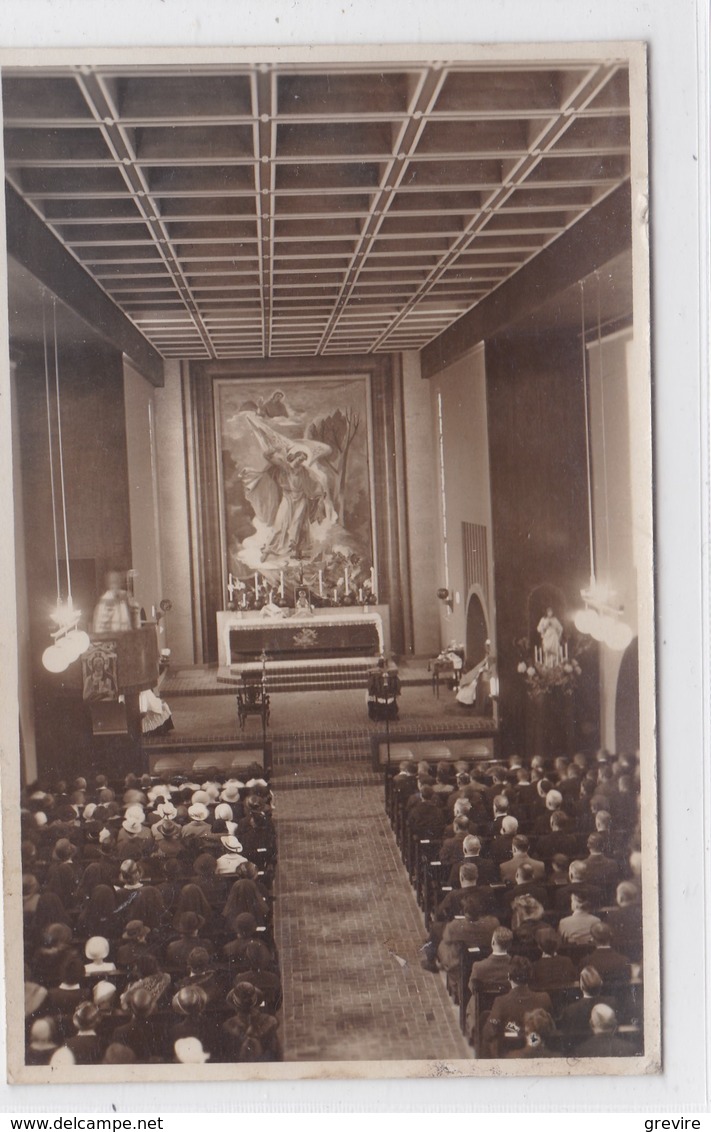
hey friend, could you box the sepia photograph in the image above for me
[0,38,660,1086]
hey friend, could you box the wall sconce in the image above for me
[436,587,453,612]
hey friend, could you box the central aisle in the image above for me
[274,783,473,1063]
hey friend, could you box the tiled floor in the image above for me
[154,667,480,1061]
[159,683,486,741]
[274,784,472,1063]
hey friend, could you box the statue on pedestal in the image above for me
[537,607,564,667]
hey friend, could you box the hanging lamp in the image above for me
[573,275,633,653]
[40,294,90,673]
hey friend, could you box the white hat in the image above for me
[214,803,233,822]
[220,835,244,853]
[147,784,172,804]
[124,804,145,823]
[155,801,177,819]
[191,790,210,805]
[220,780,244,801]
[188,803,209,822]
[122,817,143,836]
[174,1037,210,1064]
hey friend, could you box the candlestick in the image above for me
[318,569,323,596]
[254,572,259,597]
[344,567,349,593]
[279,571,285,599]
[370,566,375,588]
[333,588,338,602]
[358,588,364,603]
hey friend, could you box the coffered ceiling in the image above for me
[2,58,631,361]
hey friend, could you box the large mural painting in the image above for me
[215,376,375,603]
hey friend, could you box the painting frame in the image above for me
[213,373,379,610]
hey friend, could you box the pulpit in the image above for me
[81,625,160,772]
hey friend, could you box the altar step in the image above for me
[220,657,377,694]
[162,661,433,698]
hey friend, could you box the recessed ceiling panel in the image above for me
[2,58,631,359]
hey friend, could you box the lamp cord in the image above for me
[42,296,62,606]
[597,273,611,591]
[52,298,73,604]
[580,281,595,586]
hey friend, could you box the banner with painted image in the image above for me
[215,376,375,602]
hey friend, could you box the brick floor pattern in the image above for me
[274,784,472,1063]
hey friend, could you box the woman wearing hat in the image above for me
[84,936,117,976]
[213,802,238,835]
[181,803,212,841]
[76,885,120,940]
[116,920,151,968]
[121,953,171,1012]
[151,801,178,831]
[215,836,248,876]
[117,816,150,847]
[153,819,185,860]
[172,884,213,931]
[221,980,281,1062]
[166,912,214,970]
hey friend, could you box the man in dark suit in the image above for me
[481,956,552,1057]
[503,863,549,911]
[407,784,446,841]
[448,834,498,888]
[467,926,513,989]
[582,922,632,987]
[574,1003,637,1058]
[499,835,546,884]
[534,811,580,863]
[553,859,602,914]
[582,833,620,901]
[438,817,470,876]
[488,816,519,866]
[530,927,577,991]
[421,862,492,970]
[558,966,617,1053]
[602,881,643,964]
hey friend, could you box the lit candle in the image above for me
[254,573,259,597]
[370,566,375,590]
[344,567,349,593]
[333,588,338,602]
[358,588,364,603]
[279,571,285,599]
[318,569,323,596]
[151,605,156,620]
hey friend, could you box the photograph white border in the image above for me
[0,0,707,1113]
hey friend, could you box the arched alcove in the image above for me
[615,636,639,752]
[465,589,489,666]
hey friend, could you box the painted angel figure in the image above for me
[238,414,334,562]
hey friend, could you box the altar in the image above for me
[216,605,389,667]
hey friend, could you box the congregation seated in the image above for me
[20,764,282,1066]
[386,743,644,1059]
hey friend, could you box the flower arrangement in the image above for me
[515,635,586,700]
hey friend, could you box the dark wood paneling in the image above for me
[12,341,133,776]
[486,330,599,756]
[188,371,223,663]
[6,185,165,386]
[189,353,409,661]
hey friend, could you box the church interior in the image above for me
[4,53,652,1073]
